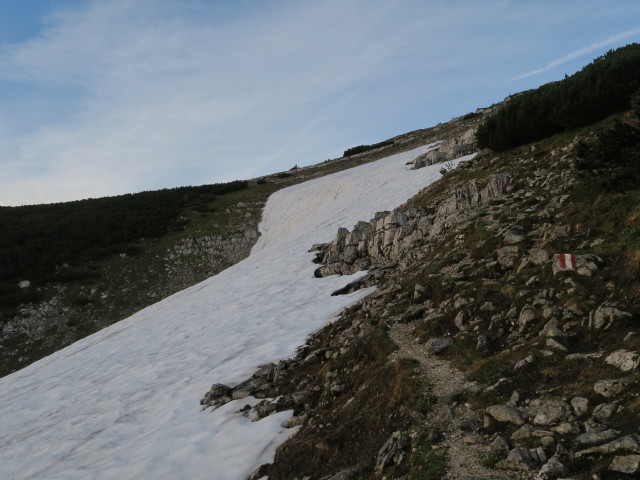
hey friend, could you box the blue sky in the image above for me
[1,0,640,206]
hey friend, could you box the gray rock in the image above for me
[253,363,276,380]
[528,248,549,265]
[609,454,640,475]
[231,388,252,400]
[425,337,453,354]
[503,230,526,245]
[323,470,356,480]
[573,429,620,448]
[589,304,632,330]
[284,413,308,428]
[605,350,640,371]
[291,390,314,406]
[511,424,534,442]
[486,404,525,425]
[546,338,568,352]
[514,354,534,369]
[518,306,536,331]
[570,396,589,417]
[536,455,568,480]
[201,383,232,405]
[592,402,619,421]
[576,434,640,458]
[497,245,520,268]
[532,399,571,426]
[376,431,409,471]
[489,435,510,454]
[594,377,635,398]
[496,447,537,471]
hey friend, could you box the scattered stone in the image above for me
[604,349,640,371]
[518,306,536,331]
[575,434,640,458]
[291,391,314,406]
[593,378,635,398]
[589,304,632,330]
[489,435,510,455]
[546,338,568,352]
[496,447,539,471]
[375,431,410,471]
[570,396,589,417]
[497,246,520,269]
[566,351,603,361]
[425,337,453,354]
[248,464,269,480]
[514,355,534,370]
[573,429,620,448]
[201,383,231,406]
[511,424,534,442]
[536,455,568,479]
[592,402,619,421]
[609,454,640,475]
[532,399,571,426]
[503,230,526,245]
[486,405,525,425]
[284,414,308,428]
[323,470,356,480]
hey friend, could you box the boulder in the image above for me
[589,304,632,330]
[604,349,640,371]
[573,429,620,448]
[609,454,640,475]
[497,245,520,268]
[570,396,589,417]
[425,337,453,354]
[532,399,571,426]
[486,405,525,425]
[201,383,231,405]
[593,377,635,398]
[592,402,619,421]
[496,448,535,471]
[536,455,568,479]
[576,434,640,458]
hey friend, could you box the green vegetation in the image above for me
[575,119,640,191]
[0,180,247,306]
[343,139,395,157]
[477,43,640,150]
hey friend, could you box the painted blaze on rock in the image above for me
[554,253,577,270]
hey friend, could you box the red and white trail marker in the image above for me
[554,253,577,270]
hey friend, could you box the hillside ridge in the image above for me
[201,111,640,479]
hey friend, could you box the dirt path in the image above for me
[389,323,509,480]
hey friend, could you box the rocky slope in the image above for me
[0,110,485,378]
[4,92,639,478]
[201,112,640,479]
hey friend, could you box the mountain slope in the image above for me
[0,144,455,480]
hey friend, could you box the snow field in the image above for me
[0,144,467,479]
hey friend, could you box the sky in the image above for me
[1,0,639,206]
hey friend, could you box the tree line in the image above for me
[0,181,248,294]
[476,43,640,150]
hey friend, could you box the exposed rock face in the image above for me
[411,125,478,169]
[225,129,640,479]
[316,173,511,277]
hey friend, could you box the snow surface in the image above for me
[0,146,471,479]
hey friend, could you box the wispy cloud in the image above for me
[510,28,640,82]
[1,0,639,205]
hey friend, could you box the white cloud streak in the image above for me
[0,0,639,205]
[510,28,640,82]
